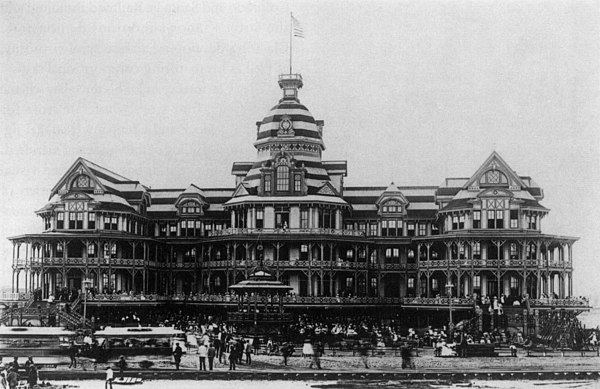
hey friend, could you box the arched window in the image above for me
[276,166,290,192]
[72,174,91,189]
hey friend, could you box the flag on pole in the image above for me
[292,14,304,38]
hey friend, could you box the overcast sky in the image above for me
[0,0,598,301]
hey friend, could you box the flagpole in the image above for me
[289,12,293,75]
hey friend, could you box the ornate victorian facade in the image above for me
[7,74,587,317]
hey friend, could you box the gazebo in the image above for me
[228,267,293,335]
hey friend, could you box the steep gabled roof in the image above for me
[463,151,528,190]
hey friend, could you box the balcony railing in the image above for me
[529,298,590,308]
[86,293,402,305]
[419,259,570,269]
[208,227,365,238]
[35,257,146,267]
[402,297,475,306]
[0,292,31,302]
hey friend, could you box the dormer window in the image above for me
[264,174,272,193]
[181,201,201,214]
[294,174,302,192]
[72,174,91,189]
[382,200,402,213]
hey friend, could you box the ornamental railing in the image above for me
[401,297,475,306]
[38,257,145,267]
[85,294,402,305]
[208,227,366,238]
[417,259,572,268]
[529,298,590,307]
[0,292,31,302]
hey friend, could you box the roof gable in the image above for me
[50,158,108,199]
[316,182,340,196]
[463,151,528,191]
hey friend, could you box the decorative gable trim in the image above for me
[50,158,106,199]
[316,182,339,197]
[232,183,251,198]
[463,151,527,191]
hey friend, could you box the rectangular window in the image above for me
[473,211,481,229]
[388,220,397,236]
[431,224,439,235]
[407,223,415,236]
[346,277,353,289]
[346,249,353,259]
[392,248,400,259]
[419,223,426,236]
[452,216,458,230]
[264,175,271,193]
[111,216,118,230]
[294,175,302,192]
[88,213,96,229]
[510,243,518,259]
[69,212,76,229]
[169,223,177,235]
[496,210,504,229]
[56,243,63,256]
[473,242,481,259]
[255,208,264,229]
[359,222,366,234]
[381,220,388,237]
[510,209,518,229]
[407,277,415,289]
[487,210,495,229]
[459,215,465,229]
[431,279,439,292]
[385,248,392,259]
[276,166,289,192]
[159,223,167,236]
[204,223,212,237]
[56,212,64,229]
[87,244,96,256]
[76,212,83,229]
[345,223,353,230]
[300,209,308,229]
[369,223,378,236]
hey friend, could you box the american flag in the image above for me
[292,14,304,38]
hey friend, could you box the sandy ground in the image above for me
[55,347,600,372]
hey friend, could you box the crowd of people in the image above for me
[0,357,39,389]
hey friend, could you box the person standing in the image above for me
[198,343,208,371]
[281,342,293,366]
[117,356,127,376]
[173,343,183,370]
[24,357,34,376]
[27,364,37,389]
[213,337,222,364]
[207,343,216,371]
[105,367,114,389]
[68,344,78,369]
[228,346,237,370]
[244,340,252,365]
[6,368,17,389]
[359,342,370,369]
[309,343,321,370]
[252,337,261,355]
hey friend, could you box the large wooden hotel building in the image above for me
[6,74,588,323]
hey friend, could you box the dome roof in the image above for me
[255,100,324,147]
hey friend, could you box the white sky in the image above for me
[0,0,598,301]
